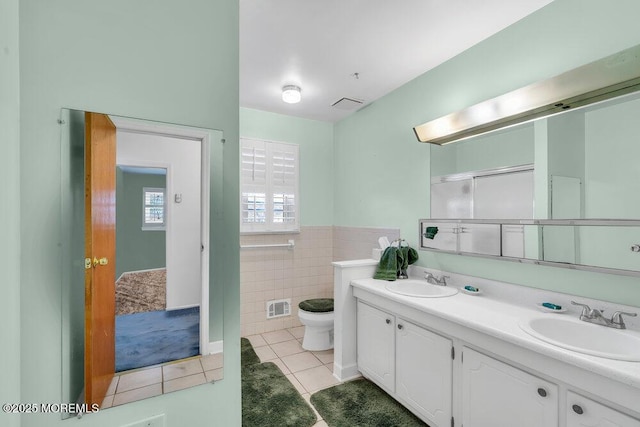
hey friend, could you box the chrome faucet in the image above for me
[571,301,637,329]
[425,272,449,286]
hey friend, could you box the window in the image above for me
[241,138,299,233]
[142,187,166,230]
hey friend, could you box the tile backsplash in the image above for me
[240,225,399,336]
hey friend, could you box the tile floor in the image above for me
[245,326,355,427]
[101,352,224,408]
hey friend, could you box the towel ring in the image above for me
[391,238,408,247]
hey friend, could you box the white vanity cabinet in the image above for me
[396,318,453,427]
[356,300,395,393]
[461,347,559,427]
[566,391,640,427]
[356,300,453,427]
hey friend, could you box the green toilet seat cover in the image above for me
[298,298,334,313]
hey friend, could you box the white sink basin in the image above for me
[520,317,640,361]
[385,280,458,298]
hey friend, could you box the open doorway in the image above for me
[114,166,200,372]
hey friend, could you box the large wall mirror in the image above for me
[426,88,640,275]
[60,109,225,417]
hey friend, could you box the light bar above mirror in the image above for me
[413,44,640,145]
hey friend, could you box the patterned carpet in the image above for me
[115,269,166,315]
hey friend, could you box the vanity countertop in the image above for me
[350,276,640,394]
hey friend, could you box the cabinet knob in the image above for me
[537,388,547,397]
[397,324,404,330]
[572,404,584,415]
[385,319,391,324]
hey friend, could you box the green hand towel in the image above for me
[399,246,419,270]
[424,227,438,239]
[374,247,399,281]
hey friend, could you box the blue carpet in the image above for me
[115,307,200,372]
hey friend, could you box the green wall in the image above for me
[334,0,640,307]
[240,107,334,226]
[19,1,240,427]
[0,0,21,426]
[116,171,167,277]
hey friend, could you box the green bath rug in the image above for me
[241,337,261,367]
[310,378,428,427]
[241,339,316,427]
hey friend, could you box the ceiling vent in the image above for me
[413,43,640,145]
[331,97,364,110]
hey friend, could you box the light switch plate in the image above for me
[121,414,165,427]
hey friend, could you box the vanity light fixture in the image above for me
[413,43,640,145]
[282,85,302,104]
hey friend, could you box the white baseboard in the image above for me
[116,267,166,283]
[333,362,360,382]
[166,303,199,311]
[208,340,224,355]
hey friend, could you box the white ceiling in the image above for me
[240,0,553,123]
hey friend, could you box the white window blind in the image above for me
[241,138,299,233]
[142,187,166,230]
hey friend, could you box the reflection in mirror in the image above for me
[431,90,640,221]
[427,87,640,275]
[60,109,224,417]
[542,225,640,272]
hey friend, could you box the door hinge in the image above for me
[451,416,455,427]
[451,347,455,360]
[461,351,464,363]
[84,258,92,270]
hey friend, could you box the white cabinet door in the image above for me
[396,319,452,427]
[566,391,640,427]
[462,347,558,427]
[356,301,395,393]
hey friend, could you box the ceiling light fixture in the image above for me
[282,85,301,104]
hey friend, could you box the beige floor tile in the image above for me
[255,345,278,362]
[281,352,322,373]
[270,339,305,358]
[312,350,334,365]
[294,365,339,394]
[112,383,162,406]
[325,362,334,372]
[163,359,203,381]
[313,420,329,427]
[262,329,295,344]
[116,367,162,393]
[106,375,119,396]
[164,373,206,394]
[100,394,114,409]
[205,368,224,382]
[270,358,291,375]
[301,393,323,422]
[200,353,224,371]
[285,373,307,395]
[245,334,268,348]
[288,326,306,339]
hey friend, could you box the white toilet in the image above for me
[298,298,334,351]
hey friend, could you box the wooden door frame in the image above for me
[111,116,211,355]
